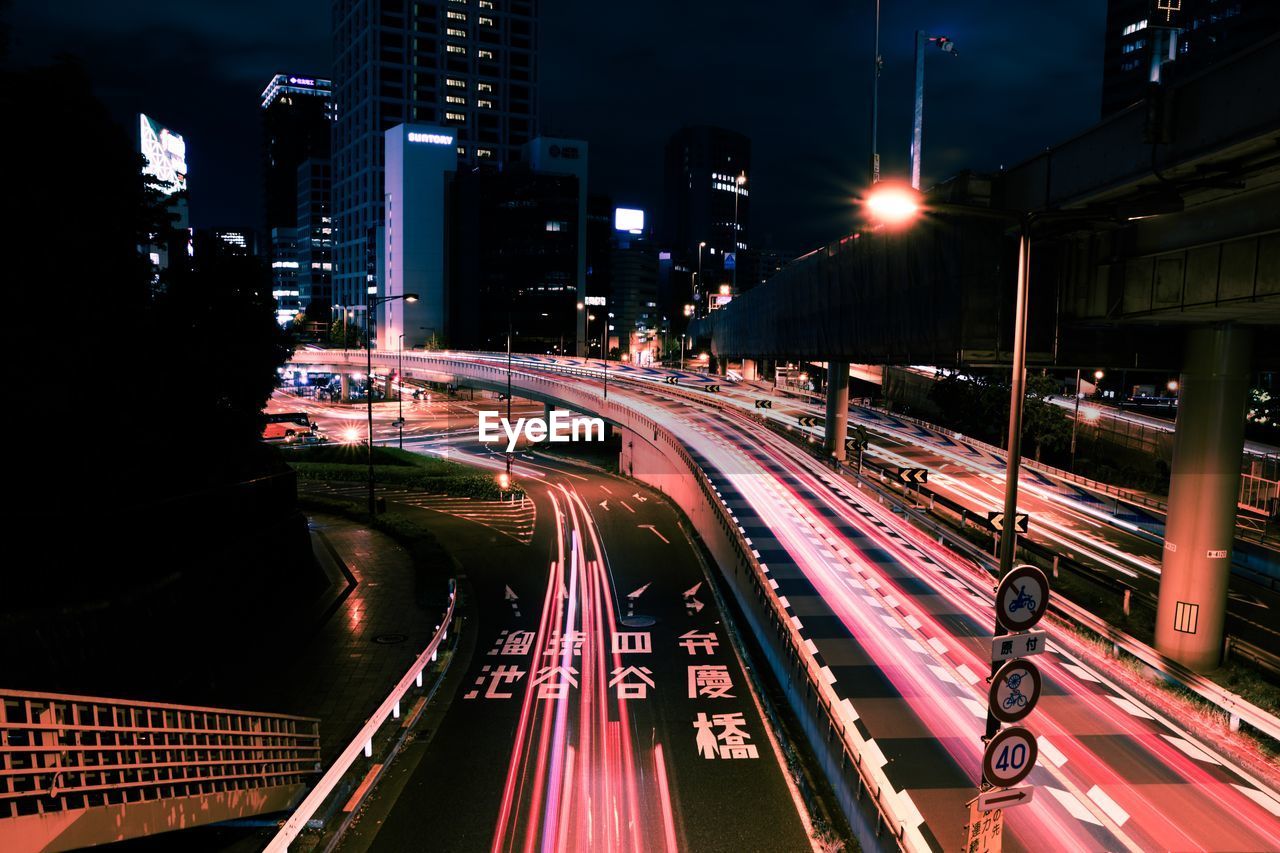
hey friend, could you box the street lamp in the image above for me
[365,291,418,518]
[397,333,405,450]
[863,183,920,226]
[910,32,958,189]
[1071,369,1103,470]
[864,180,1179,744]
[696,241,707,305]
[732,173,746,296]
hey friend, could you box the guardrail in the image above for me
[266,580,457,852]
[288,350,923,850]
[821,454,1280,746]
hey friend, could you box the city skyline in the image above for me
[9,0,1107,251]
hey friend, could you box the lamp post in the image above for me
[862,181,1178,744]
[1071,369,1103,469]
[397,333,405,450]
[910,32,958,190]
[732,172,746,296]
[506,314,513,477]
[868,0,881,184]
[365,291,418,518]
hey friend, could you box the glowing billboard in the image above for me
[139,113,188,194]
[614,207,644,234]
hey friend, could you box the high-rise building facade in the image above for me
[332,0,538,334]
[661,126,750,316]
[1101,0,1277,116]
[261,74,334,321]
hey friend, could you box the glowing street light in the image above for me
[863,183,921,226]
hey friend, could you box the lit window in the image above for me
[1122,19,1148,36]
[457,145,466,155]
[477,99,493,108]
[446,111,466,121]
[446,77,466,87]
[477,82,493,92]
[447,27,467,37]
[447,10,467,20]
[447,95,467,104]
[478,16,494,25]
[447,44,467,54]
[477,148,494,158]
[478,49,495,59]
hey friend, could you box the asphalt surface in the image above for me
[334,448,812,853]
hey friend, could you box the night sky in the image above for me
[10,0,1105,252]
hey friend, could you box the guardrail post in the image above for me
[393,700,401,719]
[364,739,373,758]
[416,669,424,687]
[1229,713,1241,732]
[1052,554,1060,578]
[1123,588,1132,616]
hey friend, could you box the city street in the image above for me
[333,449,813,852]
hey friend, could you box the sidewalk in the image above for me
[129,512,454,762]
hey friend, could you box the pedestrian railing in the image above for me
[266,579,456,852]
[0,690,319,851]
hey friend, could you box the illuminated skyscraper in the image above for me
[331,0,538,335]
[261,75,333,322]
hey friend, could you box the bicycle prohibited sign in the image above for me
[995,565,1050,632]
[988,658,1042,724]
[983,726,1039,787]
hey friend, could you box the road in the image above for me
[284,350,1280,850]
[333,447,813,852]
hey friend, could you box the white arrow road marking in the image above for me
[504,585,520,617]
[683,582,702,598]
[639,524,669,543]
[627,582,652,600]
[685,598,705,614]
[599,500,610,511]
[631,492,648,502]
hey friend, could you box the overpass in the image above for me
[285,346,1280,852]
[693,35,1280,673]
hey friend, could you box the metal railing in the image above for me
[267,579,456,852]
[0,691,319,837]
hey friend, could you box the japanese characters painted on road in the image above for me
[963,795,1004,853]
[988,658,1042,724]
[982,726,1039,788]
[977,785,1035,812]
[995,564,1050,632]
[990,630,1048,662]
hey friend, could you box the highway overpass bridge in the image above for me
[693,35,1279,674]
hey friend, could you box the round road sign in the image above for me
[988,658,1042,724]
[995,564,1050,632]
[982,726,1039,788]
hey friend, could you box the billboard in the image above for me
[614,207,644,234]
[139,113,188,194]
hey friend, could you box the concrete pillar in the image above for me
[742,358,758,381]
[384,374,394,400]
[340,373,352,403]
[824,361,851,461]
[1155,324,1253,672]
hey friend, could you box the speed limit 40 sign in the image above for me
[983,726,1039,788]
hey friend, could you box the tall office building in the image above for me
[332,0,539,336]
[661,126,750,316]
[1101,0,1277,116]
[261,74,334,321]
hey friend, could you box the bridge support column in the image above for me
[824,361,850,461]
[741,358,758,381]
[340,373,352,403]
[1155,324,1252,672]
